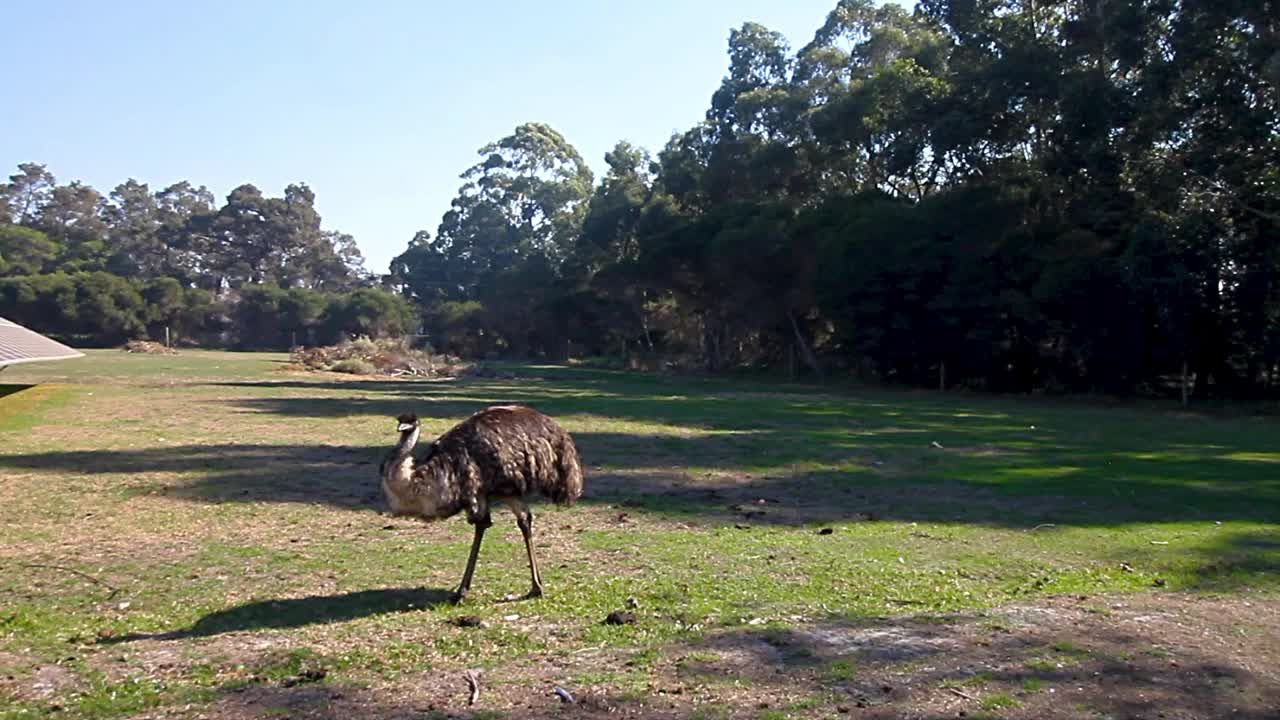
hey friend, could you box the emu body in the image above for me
[380,405,584,601]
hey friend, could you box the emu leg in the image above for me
[453,514,492,602]
[514,505,544,598]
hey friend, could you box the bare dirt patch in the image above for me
[643,592,1280,720]
[83,592,1278,720]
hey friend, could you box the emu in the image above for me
[379,405,584,602]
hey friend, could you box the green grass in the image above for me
[0,350,1277,718]
[825,659,857,682]
[941,672,991,689]
[979,692,1020,711]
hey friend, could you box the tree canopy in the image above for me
[0,164,400,348]
[389,0,1279,398]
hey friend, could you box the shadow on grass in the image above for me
[644,595,1280,720]
[157,594,1280,719]
[3,430,1277,529]
[99,587,454,644]
[0,383,36,400]
[1180,529,1280,591]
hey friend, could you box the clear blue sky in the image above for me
[2,1,906,273]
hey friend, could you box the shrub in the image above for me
[329,358,376,375]
[290,336,465,377]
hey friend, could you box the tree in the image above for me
[231,284,290,348]
[388,230,461,304]
[155,180,217,283]
[0,163,378,349]
[576,141,654,275]
[395,123,594,356]
[195,183,362,292]
[322,288,418,342]
[1,163,56,225]
[39,182,111,273]
[0,225,59,276]
[105,179,164,277]
[435,122,594,291]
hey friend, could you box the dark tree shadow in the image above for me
[1181,529,1280,590]
[647,597,1280,720]
[99,587,454,643]
[0,427,1277,531]
[0,442,388,510]
[200,377,1280,528]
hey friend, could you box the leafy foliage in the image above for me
[385,0,1279,397]
[0,166,377,348]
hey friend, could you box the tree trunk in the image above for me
[786,310,823,380]
[638,291,655,351]
[702,313,722,372]
[1181,359,1190,408]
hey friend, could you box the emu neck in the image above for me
[394,426,421,460]
[383,426,420,482]
[381,429,460,521]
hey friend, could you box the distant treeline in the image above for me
[3,0,1277,398]
[0,273,416,349]
[385,0,1279,398]
[0,166,415,347]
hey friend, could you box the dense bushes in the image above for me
[1,163,389,350]
[0,272,415,349]
[232,285,417,349]
[2,272,153,345]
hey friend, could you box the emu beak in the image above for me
[398,422,415,432]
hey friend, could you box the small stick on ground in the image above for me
[20,563,119,600]
[553,686,575,704]
[464,670,480,706]
[945,687,976,700]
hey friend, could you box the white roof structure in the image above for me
[0,317,84,369]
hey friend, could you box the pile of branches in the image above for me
[123,340,178,355]
[289,336,466,377]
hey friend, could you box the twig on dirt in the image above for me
[553,686,575,704]
[20,563,119,600]
[1032,523,1057,530]
[944,687,976,701]
[464,670,481,706]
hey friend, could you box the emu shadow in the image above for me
[99,587,453,643]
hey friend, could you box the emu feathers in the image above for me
[379,405,584,602]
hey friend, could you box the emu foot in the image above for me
[449,589,469,605]
[498,586,544,603]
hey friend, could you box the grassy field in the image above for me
[1,350,1277,719]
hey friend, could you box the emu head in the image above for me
[396,412,419,432]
